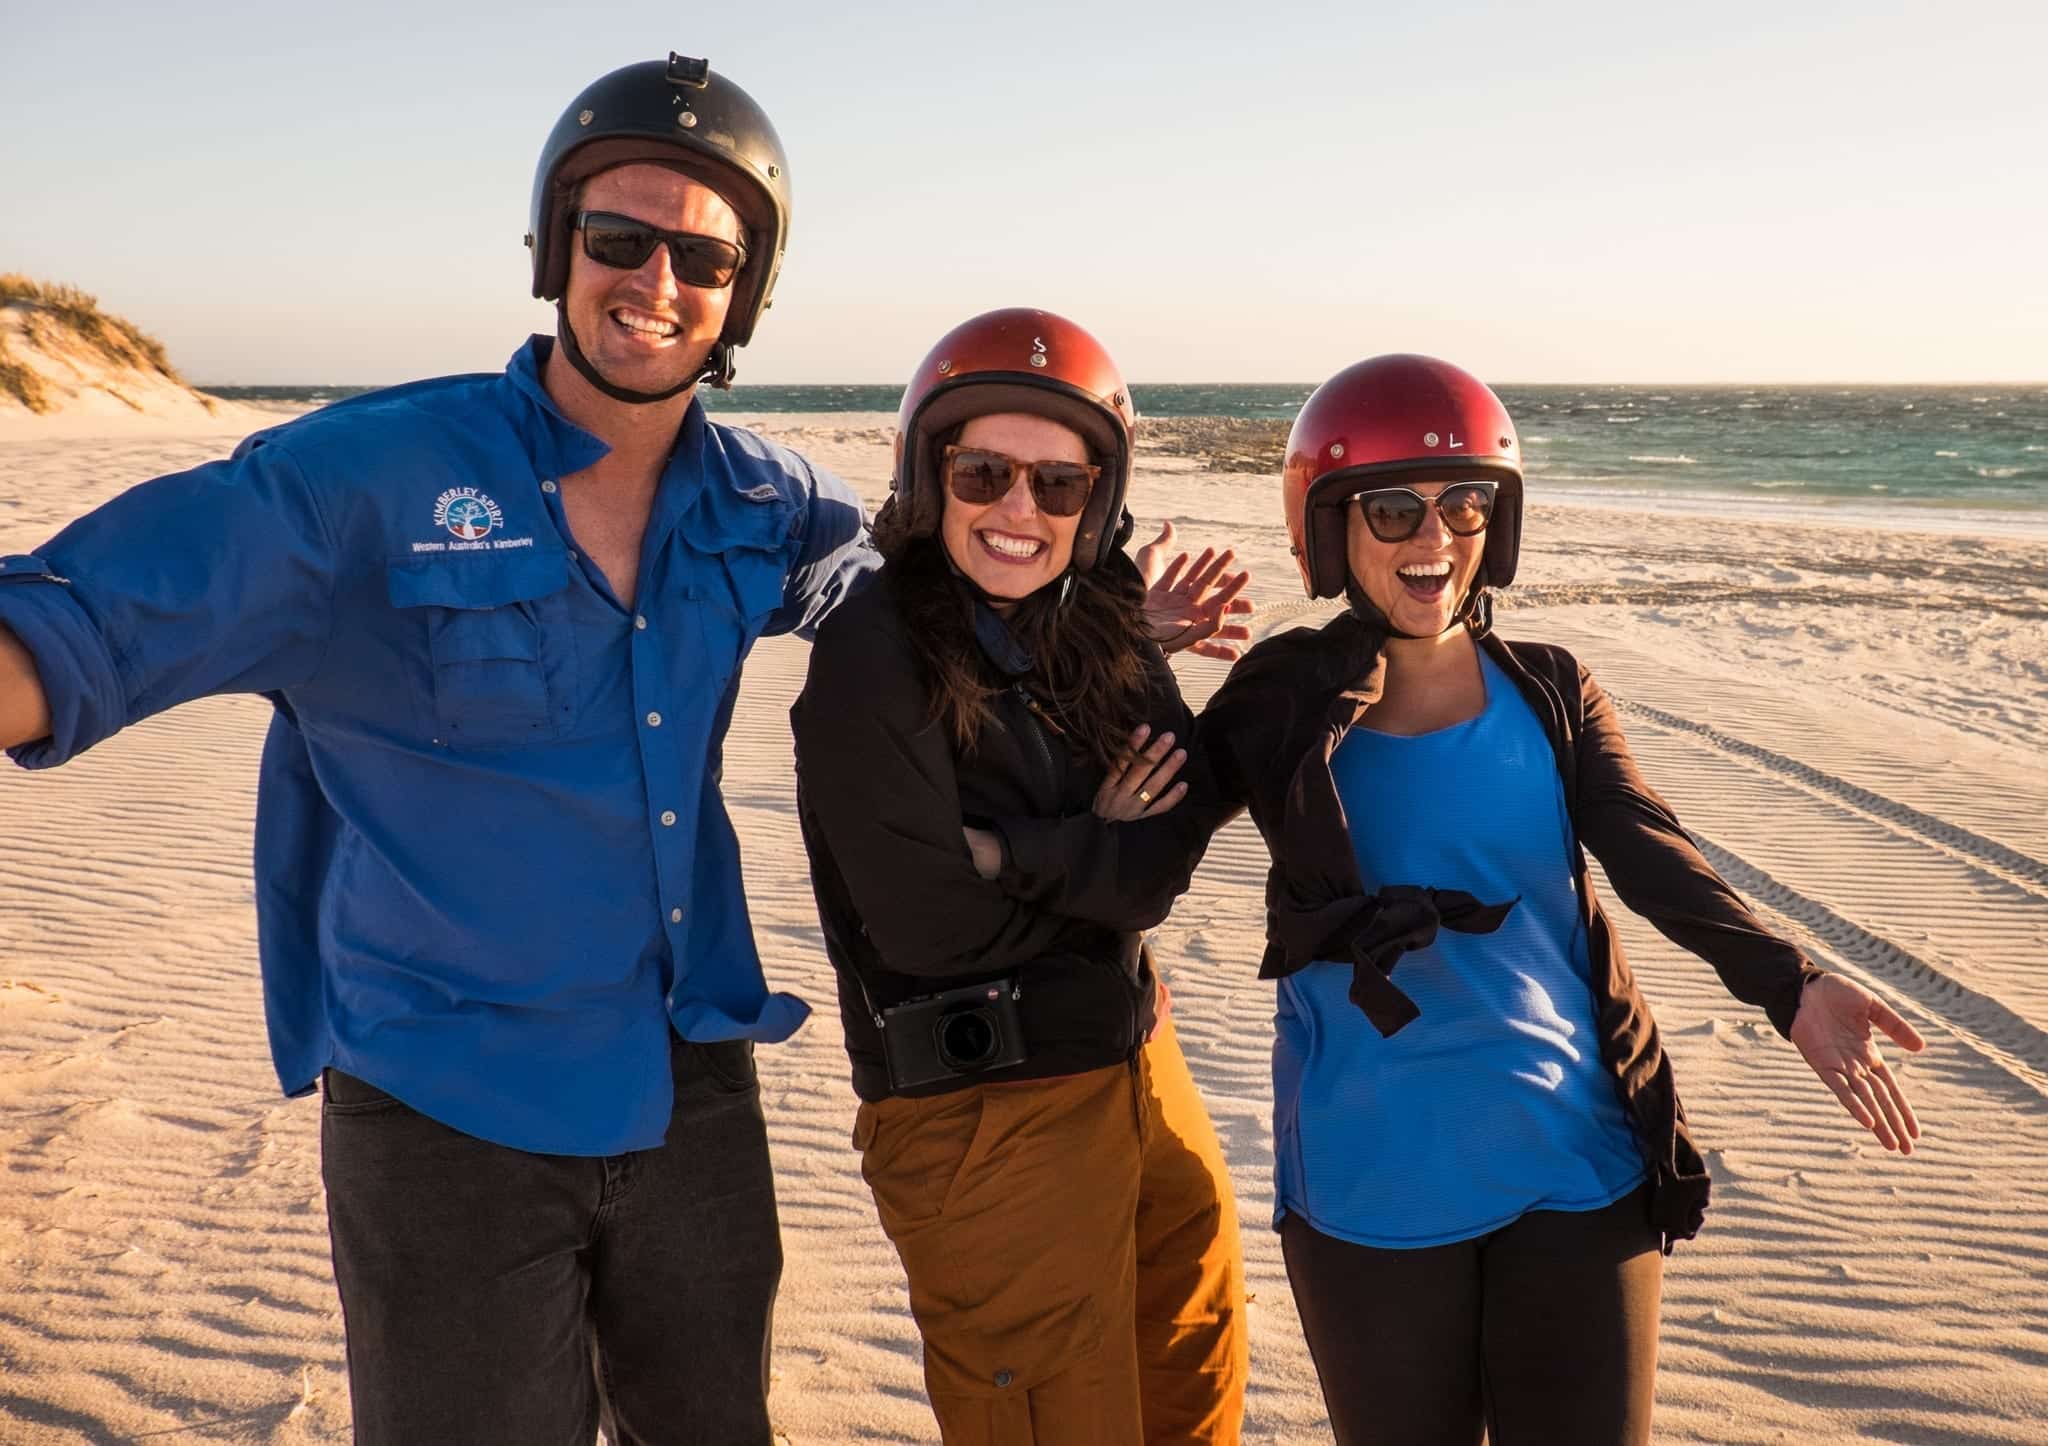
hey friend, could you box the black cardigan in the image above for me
[791,570,1224,1102]
[1197,610,1825,1247]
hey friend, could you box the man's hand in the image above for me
[1134,522,1253,661]
[1790,972,1925,1155]
[0,623,52,750]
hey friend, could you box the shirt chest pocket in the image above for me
[720,543,789,627]
[671,498,792,697]
[387,549,576,747]
[695,546,788,684]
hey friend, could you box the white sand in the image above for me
[2,414,2045,1444]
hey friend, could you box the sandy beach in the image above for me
[2,412,2045,1444]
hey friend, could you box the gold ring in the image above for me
[1138,789,1153,804]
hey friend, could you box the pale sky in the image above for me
[3,0,2042,385]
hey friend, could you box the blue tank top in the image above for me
[1273,650,1645,1247]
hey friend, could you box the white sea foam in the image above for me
[1974,466,2024,480]
[1628,454,1698,465]
[1936,450,1961,458]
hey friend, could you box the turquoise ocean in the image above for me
[208,383,2048,522]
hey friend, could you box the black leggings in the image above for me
[1280,1186,1662,1446]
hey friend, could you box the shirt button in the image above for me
[634,615,648,630]
[540,479,558,494]
[670,908,684,924]
[660,810,677,827]
[994,1370,1014,1389]
[646,711,663,728]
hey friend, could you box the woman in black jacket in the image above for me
[792,308,1250,1444]
[1197,353,1925,1446]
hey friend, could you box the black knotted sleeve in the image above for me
[1261,885,1518,1036]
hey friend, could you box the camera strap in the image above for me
[852,968,886,1032]
[858,969,1025,1032]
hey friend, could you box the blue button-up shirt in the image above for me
[0,337,878,1154]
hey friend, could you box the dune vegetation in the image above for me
[0,275,189,414]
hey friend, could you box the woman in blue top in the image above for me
[1198,354,1925,1445]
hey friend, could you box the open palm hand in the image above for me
[1790,973,1925,1155]
[1135,522,1254,661]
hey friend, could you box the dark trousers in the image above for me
[1280,1186,1662,1446]
[320,1036,782,1446]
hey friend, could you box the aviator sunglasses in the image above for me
[942,445,1100,518]
[1347,480,1498,543]
[573,211,748,289]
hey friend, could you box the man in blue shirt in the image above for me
[0,56,869,1445]
[0,52,1259,1439]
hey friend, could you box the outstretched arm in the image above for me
[0,623,52,749]
[1574,662,1923,1153]
[0,442,336,770]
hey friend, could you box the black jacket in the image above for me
[1197,610,1826,1248]
[792,568,1222,1102]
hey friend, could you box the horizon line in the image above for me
[197,377,2048,391]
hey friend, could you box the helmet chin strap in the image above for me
[1343,573,1492,641]
[916,499,1114,615]
[940,545,1078,612]
[555,303,732,405]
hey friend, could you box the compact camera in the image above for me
[878,975,1027,1092]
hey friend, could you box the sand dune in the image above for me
[2,417,2045,1443]
[0,303,275,443]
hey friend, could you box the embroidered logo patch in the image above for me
[434,487,504,542]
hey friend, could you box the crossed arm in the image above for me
[0,624,51,750]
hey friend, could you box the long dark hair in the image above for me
[872,496,1156,773]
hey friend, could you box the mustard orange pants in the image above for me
[853,1018,1247,1444]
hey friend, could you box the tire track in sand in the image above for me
[1688,832,2048,1102]
[1593,683,2048,1102]
[1611,695,2048,903]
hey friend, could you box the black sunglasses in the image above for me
[572,211,748,289]
[1346,480,1498,543]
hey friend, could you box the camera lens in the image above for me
[935,1007,1000,1070]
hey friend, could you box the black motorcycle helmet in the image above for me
[526,54,791,397]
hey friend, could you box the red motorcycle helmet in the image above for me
[892,308,1137,573]
[1283,354,1523,601]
